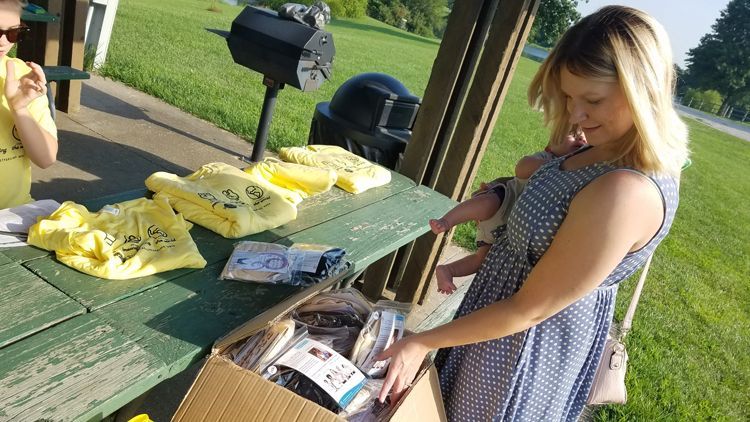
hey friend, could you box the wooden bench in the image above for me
[42,65,90,119]
[0,170,456,420]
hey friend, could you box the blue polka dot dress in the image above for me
[435,152,680,421]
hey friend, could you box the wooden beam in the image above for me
[56,0,87,113]
[398,0,491,185]
[361,1,491,300]
[396,0,541,304]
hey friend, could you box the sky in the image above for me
[576,1,730,68]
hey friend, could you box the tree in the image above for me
[528,0,582,48]
[685,0,750,111]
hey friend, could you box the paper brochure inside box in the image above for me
[172,273,446,422]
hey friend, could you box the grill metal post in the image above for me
[248,77,284,162]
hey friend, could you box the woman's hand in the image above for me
[5,60,47,112]
[376,335,431,403]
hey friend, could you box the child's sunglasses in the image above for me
[0,25,30,43]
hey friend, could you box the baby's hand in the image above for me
[435,265,457,294]
[429,218,450,234]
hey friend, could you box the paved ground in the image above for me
[34,76,471,421]
[675,103,750,142]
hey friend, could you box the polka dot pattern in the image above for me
[434,155,679,421]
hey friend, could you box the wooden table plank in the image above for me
[97,186,454,371]
[0,262,85,348]
[97,262,302,375]
[0,252,11,266]
[0,313,166,422]
[22,261,195,311]
[282,185,456,272]
[23,173,416,311]
[0,245,50,263]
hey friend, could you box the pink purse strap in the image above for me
[620,253,653,340]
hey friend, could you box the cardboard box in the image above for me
[172,274,446,422]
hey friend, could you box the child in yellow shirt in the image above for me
[0,0,58,209]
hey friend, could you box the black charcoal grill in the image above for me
[210,6,335,161]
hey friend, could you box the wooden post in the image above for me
[56,0,87,113]
[361,0,492,300]
[396,0,541,304]
[17,0,62,66]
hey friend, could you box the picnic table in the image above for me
[0,170,455,421]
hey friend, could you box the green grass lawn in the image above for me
[103,0,749,419]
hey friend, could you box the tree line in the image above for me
[254,0,582,42]
[679,0,749,119]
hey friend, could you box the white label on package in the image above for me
[360,311,405,377]
[231,251,290,274]
[289,249,325,273]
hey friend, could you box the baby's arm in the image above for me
[515,155,549,180]
[430,191,503,234]
[6,61,57,168]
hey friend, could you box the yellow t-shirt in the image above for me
[278,145,391,194]
[0,56,57,209]
[27,197,206,280]
[242,158,337,199]
[146,162,316,238]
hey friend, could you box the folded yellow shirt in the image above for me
[278,145,391,194]
[243,158,336,199]
[146,162,324,238]
[27,197,206,280]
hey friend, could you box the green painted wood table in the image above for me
[0,170,456,421]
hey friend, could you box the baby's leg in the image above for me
[436,245,490,294]
[430,192,503,234]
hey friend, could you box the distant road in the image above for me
[675,103,750,142]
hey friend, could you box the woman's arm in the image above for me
[377,170,664,401]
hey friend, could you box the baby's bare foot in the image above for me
[436,265,457,294]
[429,218,450,234]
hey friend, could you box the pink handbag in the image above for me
[587,254,653,405]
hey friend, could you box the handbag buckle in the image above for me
[609,342,626,370]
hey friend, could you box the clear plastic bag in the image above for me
[350,301,412,378]
[219,241,347,286]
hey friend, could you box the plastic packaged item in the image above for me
[233,319,296,372]
[219,241,347,286]
[294,288,372,355]
[350,301,412,378]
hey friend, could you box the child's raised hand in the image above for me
[5,60,47,112]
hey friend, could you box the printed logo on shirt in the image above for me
[245,185,264,200]
[12,125,20,142]
[222,189,240,201]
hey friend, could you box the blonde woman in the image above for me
[377,6,688,421]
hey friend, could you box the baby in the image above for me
[429,126,587,294]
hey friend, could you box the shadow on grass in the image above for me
[331,19,441,47]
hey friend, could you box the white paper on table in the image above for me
[0,233,27,248]
[0,199,61,234]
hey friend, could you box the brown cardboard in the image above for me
[173,275,446,422]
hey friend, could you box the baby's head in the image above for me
[548,124,587,157]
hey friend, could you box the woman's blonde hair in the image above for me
[528,6,689,176]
